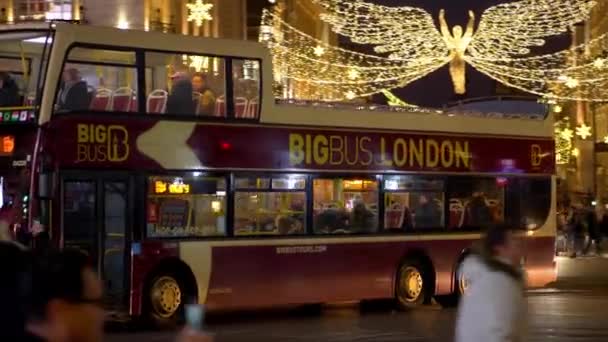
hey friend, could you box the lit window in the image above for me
[384,176,444,232]
[146,175,226,237]
[234,175,306,236]
[313,178,378,234]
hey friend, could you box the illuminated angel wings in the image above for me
[260,0,607,102]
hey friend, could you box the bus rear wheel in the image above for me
[436,261,468,307]
[146,274,185,327]
[395,259,431,309]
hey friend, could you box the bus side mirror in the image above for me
[38,172,52,199]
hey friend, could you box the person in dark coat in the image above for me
[600,210,608,240]
[0,241,31,341]
[584,205,601,255]
[0,72,20,107]
[351,201,375,233]
[57,68,90,111]
[467,191,492,229]
[414,194,441,229]
[167,66,195,115]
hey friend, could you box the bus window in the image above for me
[447,177,505,231]
[232,59,260,119]
[0,30,52,114]
[56,47,137,113]
[384,176,444,232]
[234,175,306,236]
[145,52,226,116]
[313,178,378,235]
[506,177,551,230]
[0,57,30,107]
[146,175,226,238]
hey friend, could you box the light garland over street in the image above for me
[260,0,607,102]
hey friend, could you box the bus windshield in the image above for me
[0,29,53,122]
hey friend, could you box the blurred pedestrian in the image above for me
[583,203,601,255]
[455,225,527,342]
[567,204,586,257]
[0,204,15,241]
[600,209,608,249]
[21,248,214,342]
[22,248,105,342]
[0,241,32,341]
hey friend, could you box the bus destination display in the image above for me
[0,110,35,123]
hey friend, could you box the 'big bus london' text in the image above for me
[289,133,470,170]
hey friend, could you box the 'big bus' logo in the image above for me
[76,124,129,163]
[530,144,550,167]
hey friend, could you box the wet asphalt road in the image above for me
[107,290,608,342]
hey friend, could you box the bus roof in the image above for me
[38,23,553,139]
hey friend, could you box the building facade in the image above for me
[0,0,328,40]
[555,0,608,207]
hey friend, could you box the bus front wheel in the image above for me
[145,274,186,327]
[395,259,431,309]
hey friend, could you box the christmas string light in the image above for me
[260,8,450,100]
[260,0,607,102]
[186,0,213,26]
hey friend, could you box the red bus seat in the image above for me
[235,97,248,118]
[89,88,113,111]
[215,95,225,117]
[245,97,259,119]
[147,89,168,114]
[112,87,134,112]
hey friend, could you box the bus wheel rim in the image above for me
[401,266,423,302]
[457,264,469,294]
[150,276,182,318]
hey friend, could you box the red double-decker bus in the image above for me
[0,25,51,241]
[10,23,556,325]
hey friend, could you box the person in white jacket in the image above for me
[455,225,527,342]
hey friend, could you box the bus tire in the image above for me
[144,272,190,328]
[436,261,467,308]
[395,258,432,310]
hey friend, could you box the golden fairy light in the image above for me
[555,120,573,165]
[313,45,326,57]
[576,123,592,139]
[560,127,574,140]
[260,0,607,101]
[187,0,213,26]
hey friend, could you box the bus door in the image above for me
[60,173,133,310]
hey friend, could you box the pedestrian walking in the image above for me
[584,204,602,255]
[455,225,527,342]
[0,245,214,342]
[0,241,31,341]
[568,205,587,257]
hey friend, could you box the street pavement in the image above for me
[107,290,608,342]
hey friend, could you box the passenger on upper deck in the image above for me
[57,68,90,111]
[0,72,20,107]
[467,191,492,229]
[351,201,375,233]
[192,72,216,116]
[167,65,195,115]
[414,194,441,229]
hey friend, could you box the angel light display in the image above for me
[260,0,608,102]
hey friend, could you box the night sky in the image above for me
[351,0,572,107]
